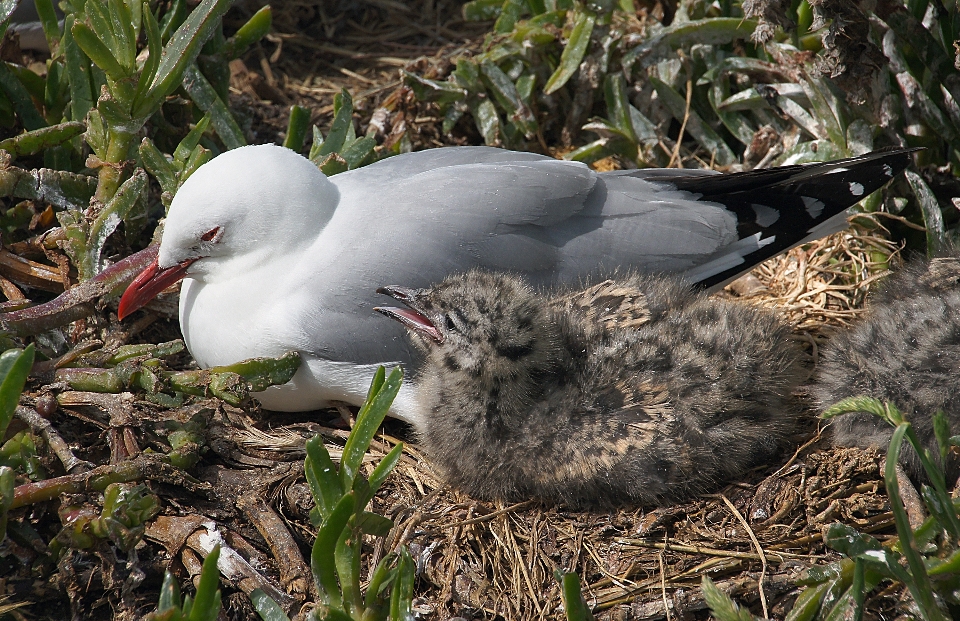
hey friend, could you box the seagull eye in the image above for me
[200,227,221,242]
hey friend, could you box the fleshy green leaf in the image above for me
[283,105,310,152]
[304,435,344,523]
[133,0,233,119]
[0,345,35,440]
[558,570,596,621]
[71,20,126,79]
[0,122,85,158]
[182,63,245,149]
[86,169,147,277]
[189,544,222,621]
[222,5,272,60]
[62,15,95,122]
[313,89,354,161]
[904,170,946,256]
[340,367,402,493]
[311,492,353,608]
[0,63,46,130]
[249,588,290,621]
[544,10,596,95]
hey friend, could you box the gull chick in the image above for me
[376,271,802,507]
[812,249,960,480]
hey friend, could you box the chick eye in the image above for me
[444,314,457,331]
[200,227,221,242]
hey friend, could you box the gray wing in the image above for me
[297,151,740,362]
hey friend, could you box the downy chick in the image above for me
[812,249,960,481]
[376,270,802,507]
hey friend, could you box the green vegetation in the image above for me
[405,0,960,252]
[251,367,417,621]
[0,0,956,618]
[144,544,223,621]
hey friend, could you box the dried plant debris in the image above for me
[352,440,899,620]
[729,217,902,331]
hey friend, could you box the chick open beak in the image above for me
[117,257,196,320]
[375,285,444,343]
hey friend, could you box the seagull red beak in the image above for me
[375,285,444,343]
[117,257,195,320]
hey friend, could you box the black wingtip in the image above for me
[668,147,919,198]
[678,148,919,289]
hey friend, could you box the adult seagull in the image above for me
[118,144,914,424]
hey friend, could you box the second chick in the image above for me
[812,249,960,482]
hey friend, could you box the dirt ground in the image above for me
[0,2,933,620]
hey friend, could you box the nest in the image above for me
[230,221,909,621]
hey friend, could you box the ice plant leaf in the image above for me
[189,544,222,621]
[544,9,595,95]
[133,0,233,119]
[0,122,86,158]
[313,89,353,160]
[311,492,353,608]
[87,169,148,277]
[558,570,596,621]
[249,588,290,621]
[182,63,245,149]
[283,105,310,152]
[904,170,946,256]
[222,5,272,60]
[339,366,402,493]
[304,435,343,523]
[0,345,35,440]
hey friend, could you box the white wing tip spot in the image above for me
[848,181,865,197]
[802,196,825,219]
[883,163,893,177]
[750,203,780,227]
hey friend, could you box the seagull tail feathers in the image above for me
[658,147,920,289]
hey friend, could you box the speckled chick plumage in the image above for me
[377,270,803,507]
[812,250,960,481]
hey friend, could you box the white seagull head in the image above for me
[119,144,339,318]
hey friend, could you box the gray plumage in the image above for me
[376,271,803,507]
[812,249,960,481]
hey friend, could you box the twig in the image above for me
[583,540,637,590]
[238,492,314,600]
[15,405,93,473]
[772,426,824,477]
[668,73,693,168]
[0,245,158,336]
[504,514,544,617]
[659,552,671,621]
[441,499,537,529]
[865,211,928,231]
[616,538,812,561]
[186,524,296,612]
[720,495,769,619]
